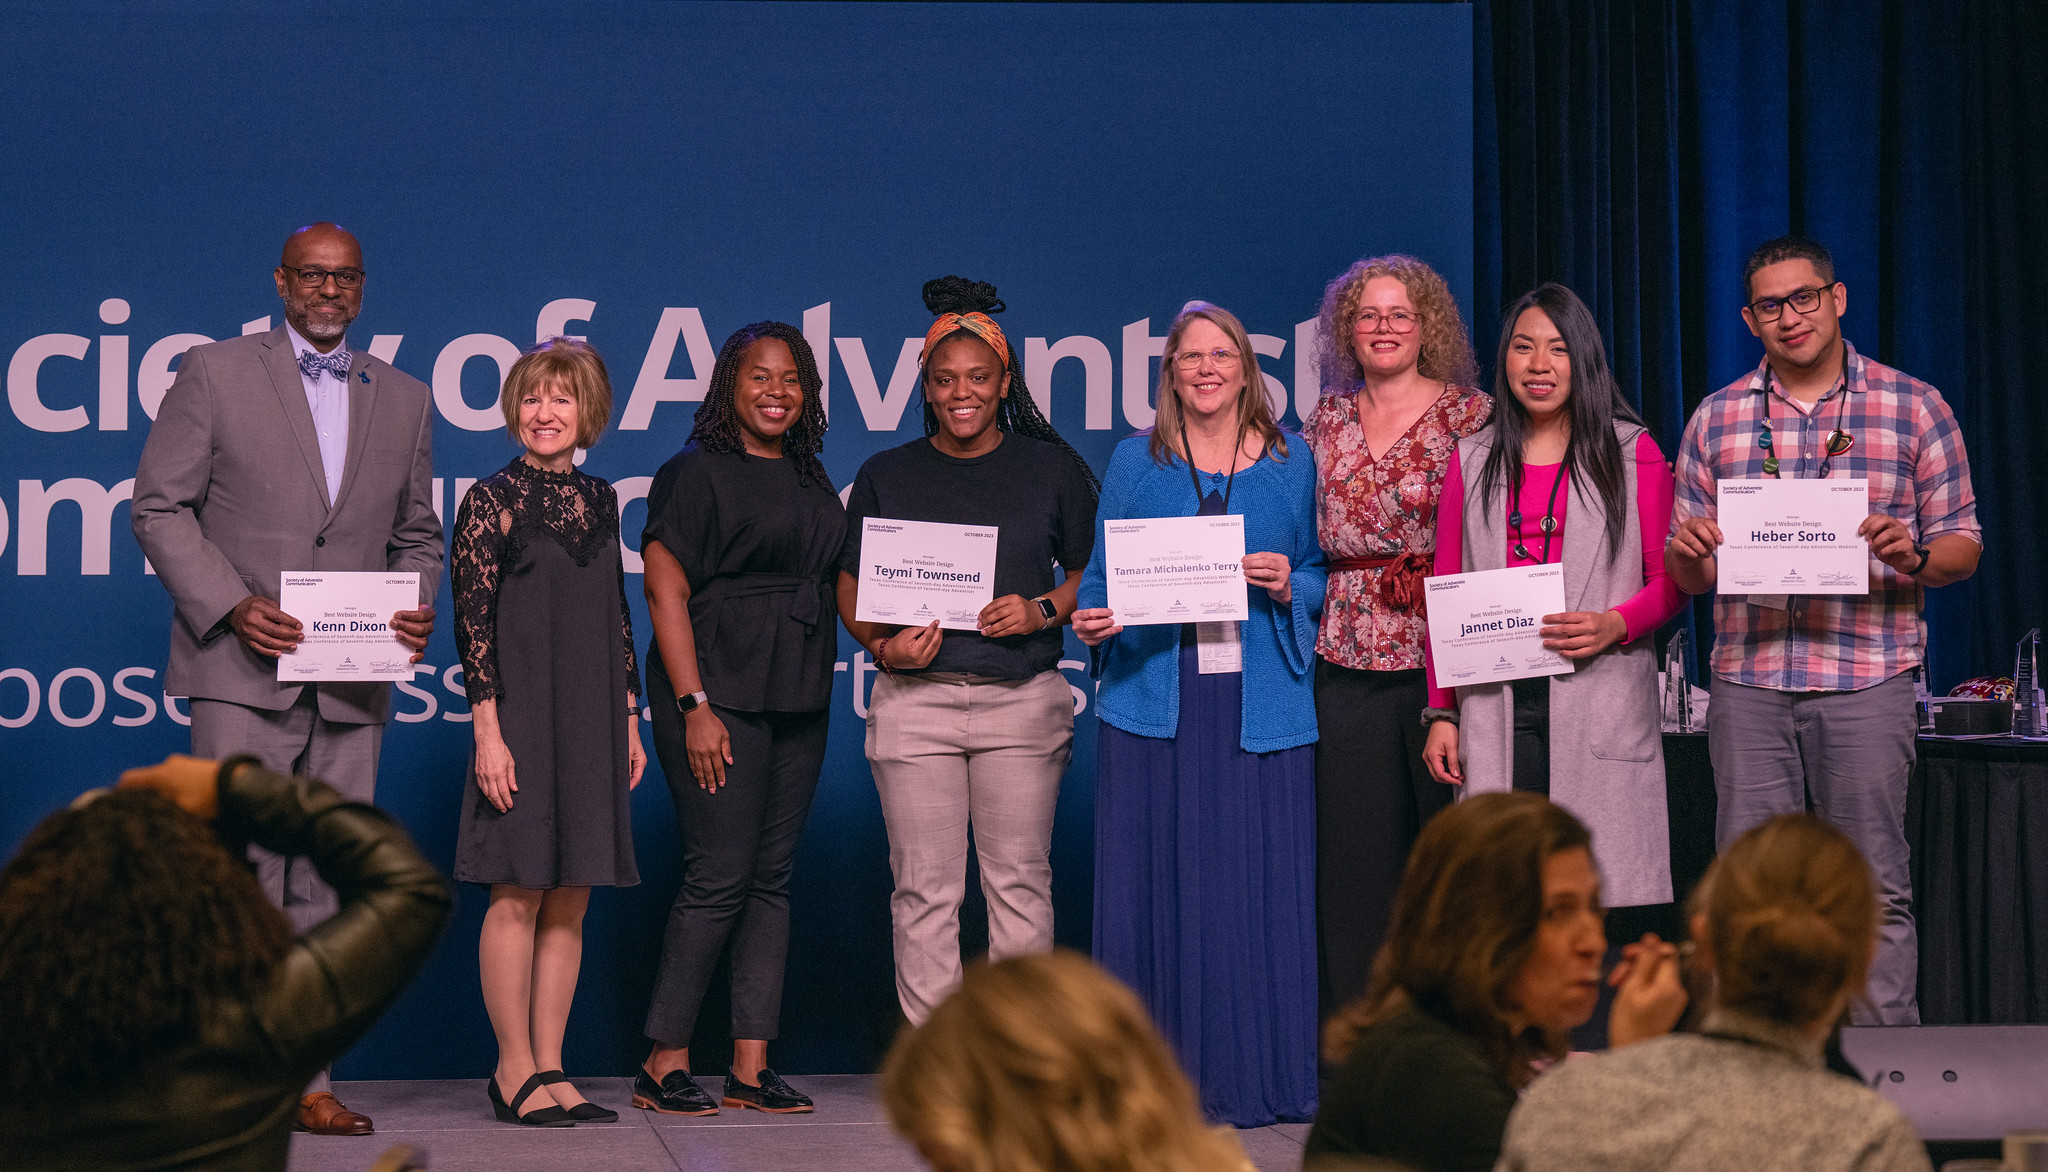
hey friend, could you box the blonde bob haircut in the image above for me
[881,950,1252,1172]
[1147,301,1289,467]
[1315,254,1479,391]
[499,336,614,450]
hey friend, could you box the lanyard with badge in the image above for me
[1749,359,1855,610]
[1183,414,1251,675]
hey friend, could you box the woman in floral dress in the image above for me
[1302,255,1490,1018]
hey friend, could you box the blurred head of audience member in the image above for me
[1327,792,1605,1086]
[0,787,292,1100]
[1694,813,1878,1037]
[881,949,1252,1172]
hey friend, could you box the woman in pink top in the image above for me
[1422,284,1684,910]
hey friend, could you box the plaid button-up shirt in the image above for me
[1671,342,1980,692]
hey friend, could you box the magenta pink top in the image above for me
[1426,430,1683,709]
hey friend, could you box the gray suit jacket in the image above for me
[132,326,443,723]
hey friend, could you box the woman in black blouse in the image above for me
[452,337,643,1126]
[633,322,843,1117]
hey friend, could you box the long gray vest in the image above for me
[1455,422,1672,907]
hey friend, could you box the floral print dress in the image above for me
[1303,384,1492,671]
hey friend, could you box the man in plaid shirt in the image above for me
[1667,236,1981,1025]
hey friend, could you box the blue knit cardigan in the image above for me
[1079,432,1327,753]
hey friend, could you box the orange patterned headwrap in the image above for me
[920,312,1010,369]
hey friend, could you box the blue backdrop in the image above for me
[0,3,1473,1077]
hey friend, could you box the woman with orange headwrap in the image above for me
[837,276,1100,1024]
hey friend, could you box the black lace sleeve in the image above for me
[452,479,512,704]
[606,483,642,703]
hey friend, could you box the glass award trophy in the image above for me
[1663,630,1695,733]
[2016,628,2044,737]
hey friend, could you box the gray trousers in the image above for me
[1706,672,1919,1025]
[866,670,1073,1024]
[191,689,384,1093]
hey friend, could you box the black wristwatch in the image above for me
[1906,543,1931,577]
[675,690,709,715]
[1032,596,1057,627]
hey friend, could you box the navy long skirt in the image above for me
[1093,634,1318,1127]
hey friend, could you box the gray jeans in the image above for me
[1707,672,1919,1024]
[866,670,1073,1024]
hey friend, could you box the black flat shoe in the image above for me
[631,1067,719,1116]
[535,1069,618,1122]
[722,1068,813,1114]
[488,1072,575,1126]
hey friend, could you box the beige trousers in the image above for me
[866,670,1074,1023]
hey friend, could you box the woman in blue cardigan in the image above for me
[1074,301,1327,1127]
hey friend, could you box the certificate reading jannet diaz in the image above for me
[1103,515,1248,626]
[855,518,999,631]
[276,571,420,681]
[1424,564,1570,687]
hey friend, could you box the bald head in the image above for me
[274,223,365,351]
[281,222,361,268]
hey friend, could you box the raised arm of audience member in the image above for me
[0,753,450,1170]
[1498,815,1932,1172]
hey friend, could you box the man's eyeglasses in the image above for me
[1173,348,1242,370]
[1748,285,1834,321]
[1354,310,1419,334]
[282,265,366,290]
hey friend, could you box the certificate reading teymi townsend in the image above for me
[275,572,420,681]
[1715,478,1871,595]
[1424,564,1570,687]
[855,518,999,632]
[1102,515,1248,626]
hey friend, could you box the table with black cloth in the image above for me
[1655,732,2048,1025]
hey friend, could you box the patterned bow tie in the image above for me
[297,349,352,381]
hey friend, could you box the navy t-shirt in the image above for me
[840,433,1098,679]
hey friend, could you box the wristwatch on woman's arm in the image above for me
[1032,596,1057,630]
[675,690,710,714]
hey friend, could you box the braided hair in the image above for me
[920,275,1100,500]
[686,321,832,488]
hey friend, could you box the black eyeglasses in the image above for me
[282,265,366,290]
[1747,285,1834,321]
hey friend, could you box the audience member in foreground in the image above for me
[0,754,451,1171]
[880,950,1253,1172]
[1304,793,1683,1172]
[1498,815,1932,1172]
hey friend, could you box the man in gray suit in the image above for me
[132,223,442,1136]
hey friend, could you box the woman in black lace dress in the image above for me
[452,337,644,1126]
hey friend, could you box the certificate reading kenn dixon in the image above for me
[276,571,420,681]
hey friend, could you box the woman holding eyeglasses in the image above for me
[1074,302,1327,1127]
[1301,254,1490,1019]
[1420,283,1684,913]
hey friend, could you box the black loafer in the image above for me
[722,1068,813,1113]
[631,1067,719,1116]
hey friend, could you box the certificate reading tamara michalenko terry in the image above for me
[276,572,420,681]
[1716,478,1870,595]
[1103,515,1248,626]
[855,518,999,631]
[1424,564,1570,687]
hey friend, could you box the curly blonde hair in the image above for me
[1315,254,1479,391]
[881,950,1253,1172]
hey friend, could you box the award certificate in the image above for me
[1424,564,1571,687]
[1716,478,1870,595]
[855,518,999,631]
[276,572,420,681]
[1102,515,1248,626]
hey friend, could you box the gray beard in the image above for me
[296,313,350,342]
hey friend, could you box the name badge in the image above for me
[1196,621,1242,674]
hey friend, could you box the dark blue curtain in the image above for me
[1476,0,2046,689]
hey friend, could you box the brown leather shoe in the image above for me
[296,1091,374,1136]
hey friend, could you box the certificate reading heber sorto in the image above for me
[1102,515,1248,626]
[1715,478,1870,595]
[275,571,420,681]
[1424,564,1570,687]
[855,518,999,632]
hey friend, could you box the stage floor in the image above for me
[287,1076,1314,1171]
